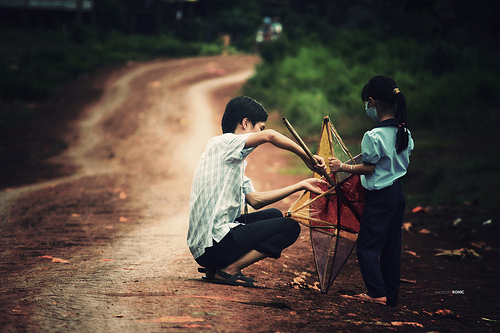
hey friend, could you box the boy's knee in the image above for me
[267,208,284,218]
[285,219,301,237]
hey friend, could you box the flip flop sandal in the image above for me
[198,267,257,283]
[198,267,216,280]
[211,269,257,287]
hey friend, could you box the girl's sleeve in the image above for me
[361,131,381,165]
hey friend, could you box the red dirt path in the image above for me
[0,55,498,332]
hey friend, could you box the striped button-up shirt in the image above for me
[187,133,255,259]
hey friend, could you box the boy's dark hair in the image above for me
[362,76,409,154]
[221,96,268,133]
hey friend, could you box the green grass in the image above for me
[0,28,229,104]
[0,28,233,128]
[243,33,499,138]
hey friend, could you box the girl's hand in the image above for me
[328,157,342,172]
[300,178,329,195]
[305,155,327,174]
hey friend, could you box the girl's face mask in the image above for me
[365,101,379,122]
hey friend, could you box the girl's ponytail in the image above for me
[394,89,409,154]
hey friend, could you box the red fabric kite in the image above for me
[284,117,365,293]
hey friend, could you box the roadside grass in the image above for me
[402,133,499,215]
[0,28,233,127]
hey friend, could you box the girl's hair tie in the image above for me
[393,88,400,95]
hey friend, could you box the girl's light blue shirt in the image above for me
[361,119,414,191]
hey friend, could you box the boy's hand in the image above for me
[305,155,327,174]
[300,178,329,195]
[328,157,342,172]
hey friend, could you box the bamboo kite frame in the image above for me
[282,117,336,187]
[282,116,359,233]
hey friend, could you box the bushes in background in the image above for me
[0,28,229,103]
[243,30,499,138]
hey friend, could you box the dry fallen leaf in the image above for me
[470,242,487,249]
[293,276,305,285]
[51,257,69,264]
[340,294,354,300]
[119,192,127,199]
[391,321,423,327]
[405,250,420,258]
[39,255,68,264]
[435,248,482,261]
[412,206,427,213]
[311,282,321,292]
[482,317,500,323]
[11,308,28,316]
[435,309,454,316]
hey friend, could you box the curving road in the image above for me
[1,55,274,331]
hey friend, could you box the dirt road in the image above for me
[0,55,268,331]
[1,55,499,332]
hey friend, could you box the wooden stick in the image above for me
[286,186,336,215]
[282,118,336,186]
[293,217,338,234]
[328,120,355,163]
[288,214,338,228]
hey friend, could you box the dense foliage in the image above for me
[0,28,231,104]
[0,0,498,215]
[243,32,499,138]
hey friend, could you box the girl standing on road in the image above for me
[329,76,414,306]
